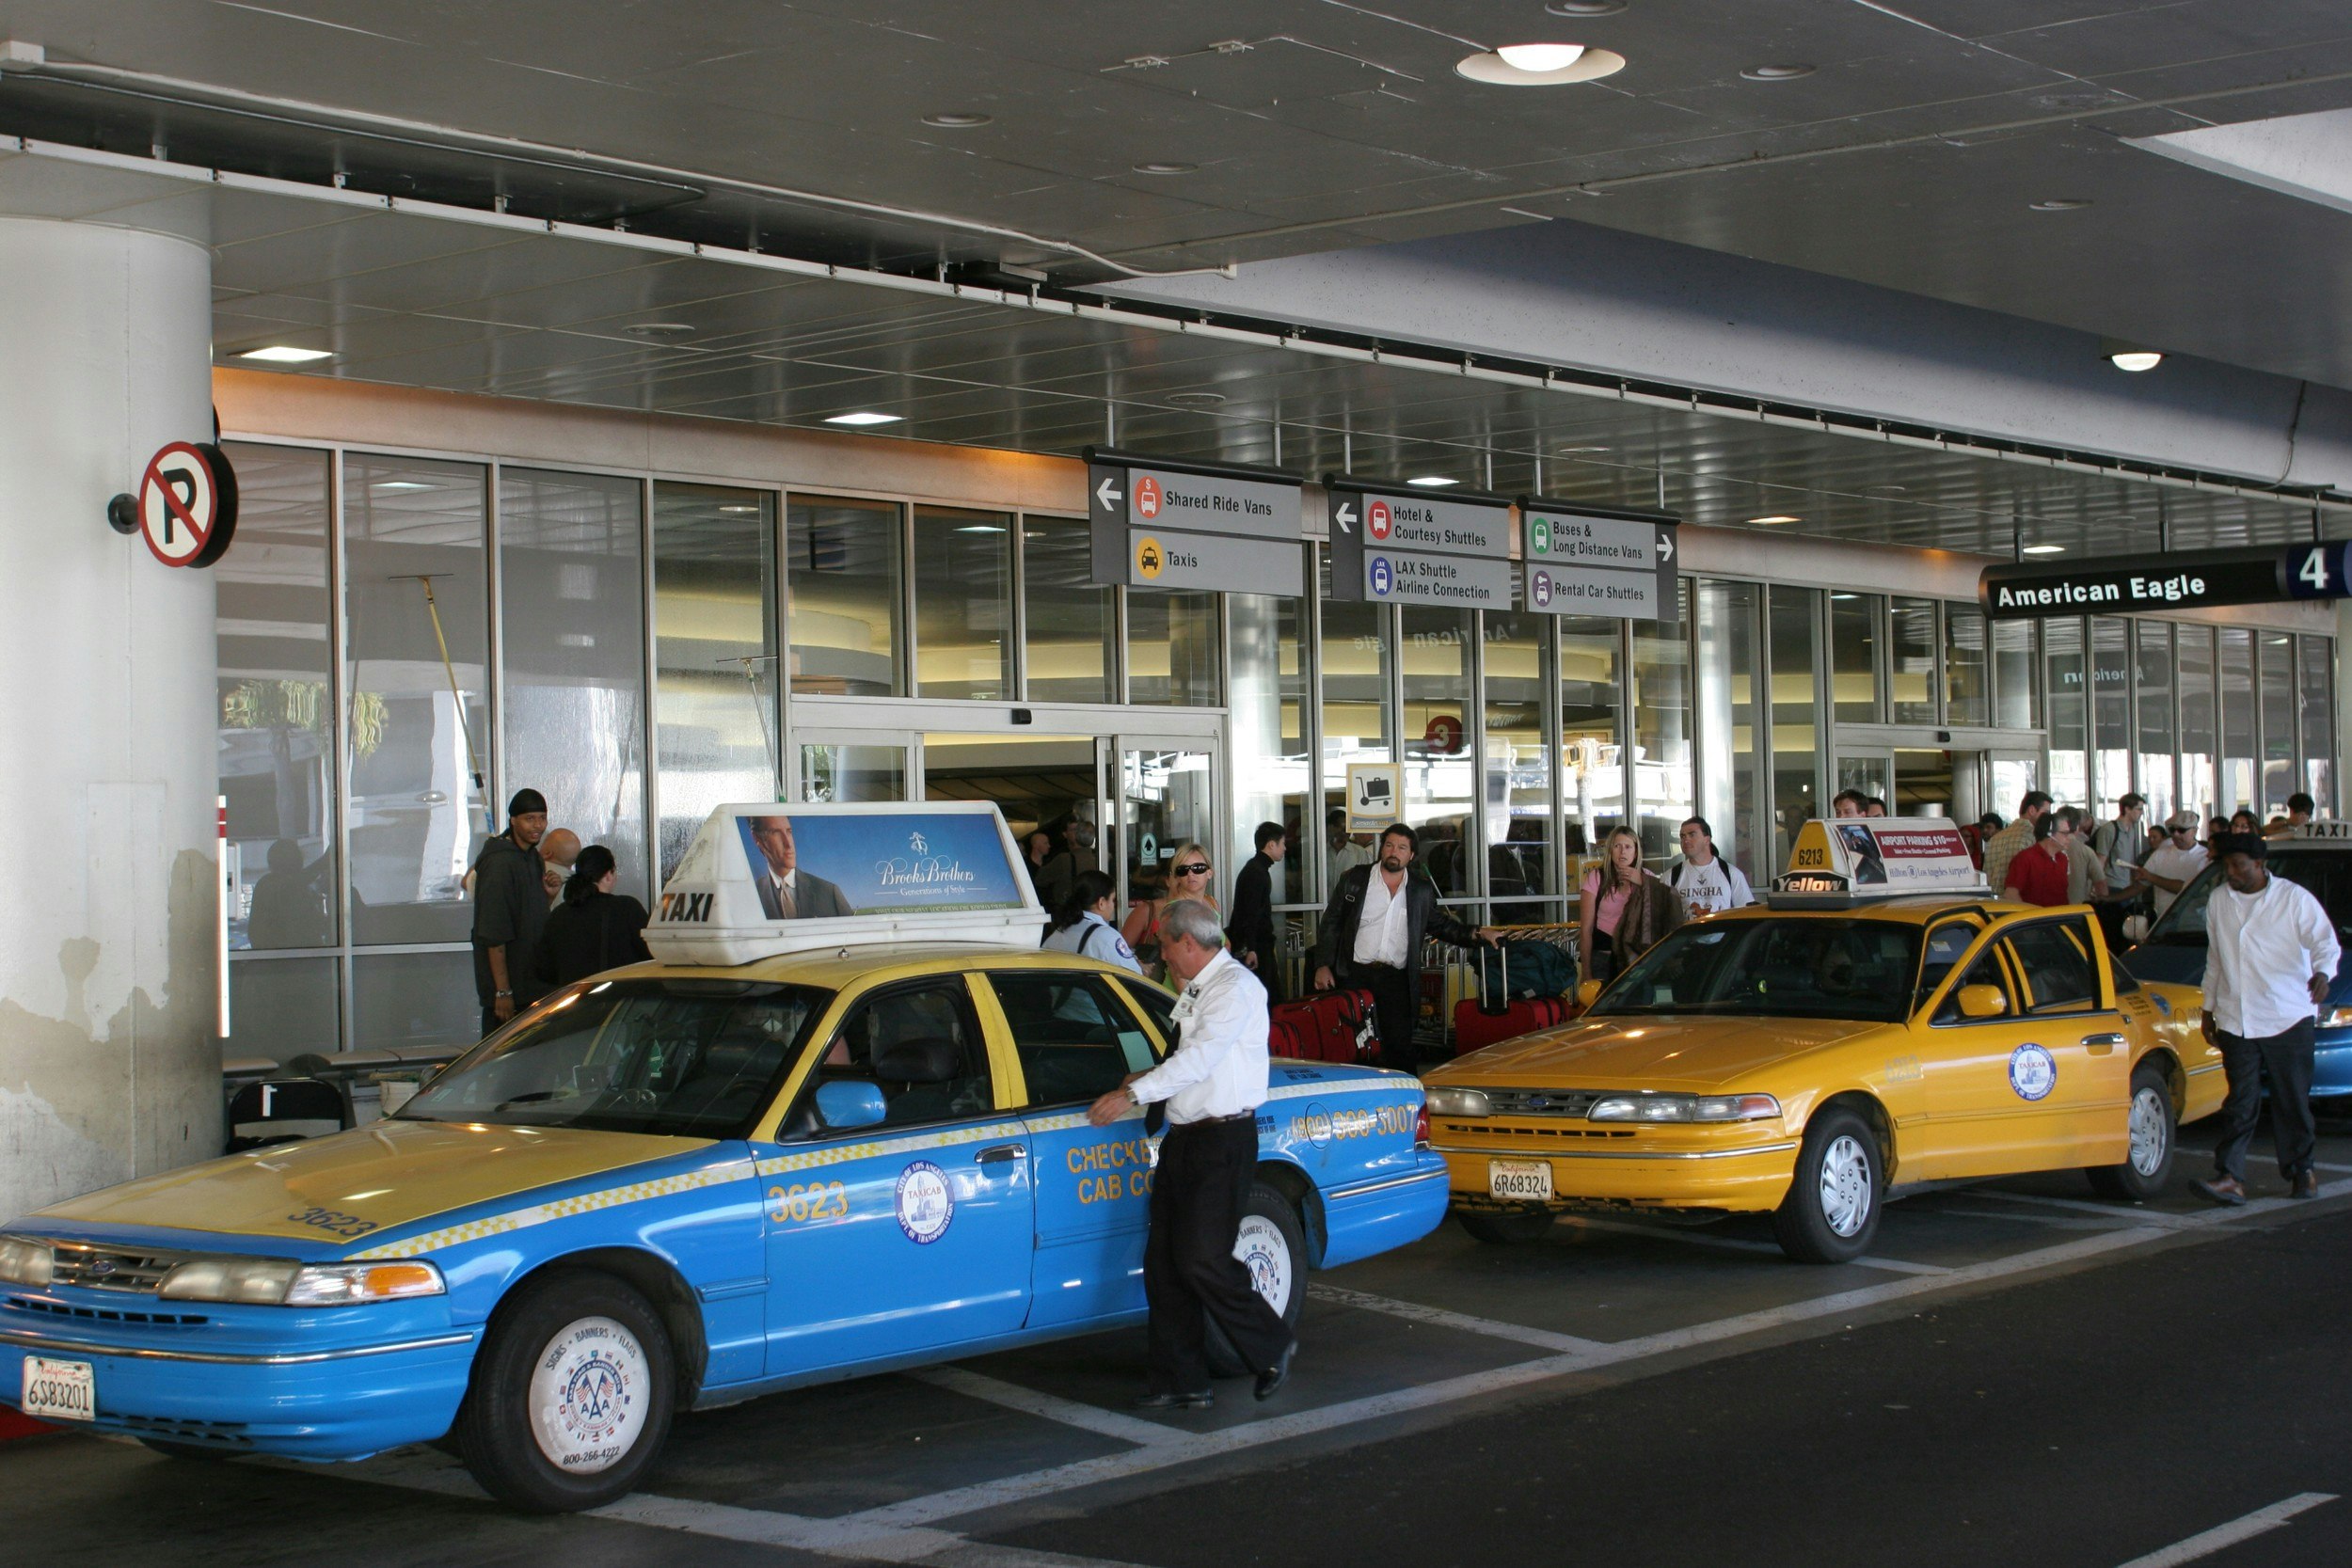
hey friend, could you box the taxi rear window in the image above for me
[399,979,829,1138]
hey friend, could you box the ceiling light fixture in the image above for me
[1747,514,1800,525]
[922,112,993,128]
[1557,445,1608,453]
[1456,45,1626,86]
[372,480,432,492]
[2022,544,2067,555]
[2030,198,2092,212]
[824,411,902,426]
[622,323,695,339]
[238,345,334,363]
[717,504,761,515]
[1133,161,1198,175]
[1741,63,1814,80]
[2108,349,2164,372]
[955,524,1006,534]
[1167,391,1228,406]
[1547,1,1625,13]
[1406,476,1461,488]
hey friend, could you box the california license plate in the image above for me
[20,1356,94,1422]
[1487,1159,1553,1202]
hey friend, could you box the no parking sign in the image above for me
[134,441,238,567]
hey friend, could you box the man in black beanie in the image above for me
[471,788,551,1034]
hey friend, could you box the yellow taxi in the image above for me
[1422,818,2225,1262]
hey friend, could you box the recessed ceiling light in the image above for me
[372,480,432,492]
[2030,198,2092,212]
[1556,445,1608,453]
[2108,350,2164,372]
[1167,390,1227,406]
[1747,514,1800,525]
[824,411,902,426]
[955,524,1006,534]
[922,112,993,128]
[1133,161,1198,175]
[2022,544,2068,555]
[717,504,761,515]
[1741,63,1814,80]
[238,345,334,363]
[622,322,695,338]
[1406,476,1461,488]
[1497,43,1587,72]
[1456,46,1626,86]
[1546,0,1626,14]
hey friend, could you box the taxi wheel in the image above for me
[2088,1065,2176,1202]
[1772,1105,1883,1264]
[1455,1207,1556,1244]
[454,1270,676,1513]
[1206,1182,1308,1379]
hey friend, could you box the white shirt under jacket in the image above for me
[1127,947,1270,1124]
[2205,874,2342,1039]
[1352,868,1413,967]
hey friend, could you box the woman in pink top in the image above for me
[1578,825,1684,984]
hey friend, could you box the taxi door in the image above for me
[977,968,1168,1329]
[1914,934,2042,1180]
[752,975,1033,1378]
[2001,914,2133,1166]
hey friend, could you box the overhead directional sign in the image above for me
[1519,501,1678,622]
[1326,478,1513,606]
[1087,447,1305,596]
[1981,542,2352,619]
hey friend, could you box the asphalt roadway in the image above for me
[10,1117,2352,1568]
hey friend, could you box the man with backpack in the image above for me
[1668,816,1754,916]
[2090,793,2147,946]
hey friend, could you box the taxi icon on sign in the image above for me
[1135,535,1165,580]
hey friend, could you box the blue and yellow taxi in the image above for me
[0,804,1445,1511]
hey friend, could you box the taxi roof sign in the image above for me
[2285,820,2352,842]
[1771,817,1988,907]
[645,802,1042,967]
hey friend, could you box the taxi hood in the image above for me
[1430,1013,1887,1092]
[28,1119,711,1247]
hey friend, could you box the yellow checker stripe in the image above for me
[753,1118,1029,1178]
[351,1161,753,1260]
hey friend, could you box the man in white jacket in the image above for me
[2193,834,2342,1205]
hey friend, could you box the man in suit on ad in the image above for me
[746,815,855,919]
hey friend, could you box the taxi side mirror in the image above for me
[1957,984,2009,1020]
[1576,979,1604,1008]
[815,1080,888,1130]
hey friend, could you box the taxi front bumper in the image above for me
[1433,1132,1801,1214]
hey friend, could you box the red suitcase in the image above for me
[1450,942,1578,1054]
[1268,989,1379,1063]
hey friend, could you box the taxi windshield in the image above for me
[1591,917,1924,1024]
[398,979,828,1138]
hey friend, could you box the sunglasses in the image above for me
[1173,863,1210,877]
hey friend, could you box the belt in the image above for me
[1168,1111,1258,1127]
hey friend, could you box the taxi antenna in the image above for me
[389,573,492,829]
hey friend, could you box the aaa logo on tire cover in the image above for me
[896,1160,954,1243]
[2008,1042,2058,1101]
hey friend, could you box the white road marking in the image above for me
[2313,1161,2352,1174]
[1963,1189,2200,1228]
[1936,1207,2145,1232]
[2109,1492,2337,1568]
[1563,1215,1951,1275]
[910,1367,1181,1448]
[1305,1282,1611,1355]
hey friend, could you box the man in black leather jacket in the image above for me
[1311,822,1492,1071]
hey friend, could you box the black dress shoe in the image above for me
[1255,1341,1296,1402]
[1133,1389,1213,1410]
[2291,1171,2321,1199]
[2194,1175,2249,1207]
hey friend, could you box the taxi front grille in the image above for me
[1437,1120,1636,1140]
[45,1241,195,1294]
[1477,1089,1603,1117]
[8,1294,209,1326]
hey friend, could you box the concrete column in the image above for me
[0,214,220,1219]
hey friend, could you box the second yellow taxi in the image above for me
[1422,818,2225,1261]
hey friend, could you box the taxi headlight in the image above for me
[158,1258,304,1304]
[1424,1088,1493,1117]
[1588,1094,1781,1123]
[159,1258,445,1306]
[0,1237,53,1287]
[2319,1006,2352,1029]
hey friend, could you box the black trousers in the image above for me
[2212,1020,2319,1181]
[1337,959,1419,1071]
[1145,1118,1293,1393]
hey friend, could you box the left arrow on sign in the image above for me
[1096,476,1123,510]
[1334,502,1358,533]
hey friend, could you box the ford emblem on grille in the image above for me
[87,1256,118,1276]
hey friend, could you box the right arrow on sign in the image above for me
[1658,531,1676,563]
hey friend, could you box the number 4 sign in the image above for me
[2286,541,2352,601]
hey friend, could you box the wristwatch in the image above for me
[494,990,513,998]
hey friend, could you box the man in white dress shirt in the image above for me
[2193,833,2342,1205]
[1089,898,1294,1408]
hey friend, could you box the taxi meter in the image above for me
[1772,817,1986,905]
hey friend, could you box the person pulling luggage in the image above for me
[1310,822,1494,1072]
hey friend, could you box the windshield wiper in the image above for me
[491,1091,564,1111]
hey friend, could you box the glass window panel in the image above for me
[354,949,487,1051]
[500,467,649,899]
[1126,588,1220,706]
[2301,636,2335,814]
[226,956,341,1066]
[2134,621,2175,825]
[1830,592,1883,725]
[1696,581,1761,879]
[800,743,907,802]
[653,483,777,885]
[1769,586,1820,875]
[1021,515,1112,704]
[913,506,1011,701]
[2262,631,2298,816]
[1559,615,1622,862]
[1632,582,1694,862]
[2045,618,2089,809]
[1992,618,2038,731]
[342,455,490,945]
[1484,601,1553,919]
[2091,616,2132,816]
[2219,627,2257,816]
[1890,597,1938,724]
[1400,606,1477,896]
[787,496,901,696]
[1945,604,1988,727]
[1320,558,1391,896]
[2178,626,2216,823]
[217,443,337,952]
[1230,591,1310,908]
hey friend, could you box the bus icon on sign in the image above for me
[1369,556,1393,597]
[1369,499,1391,540]
[1135,476,1162,518]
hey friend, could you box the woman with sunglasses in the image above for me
[1123,842,1216,981]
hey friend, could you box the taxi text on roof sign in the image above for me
[1773,818,1987,904]
[646,801,1042,966]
